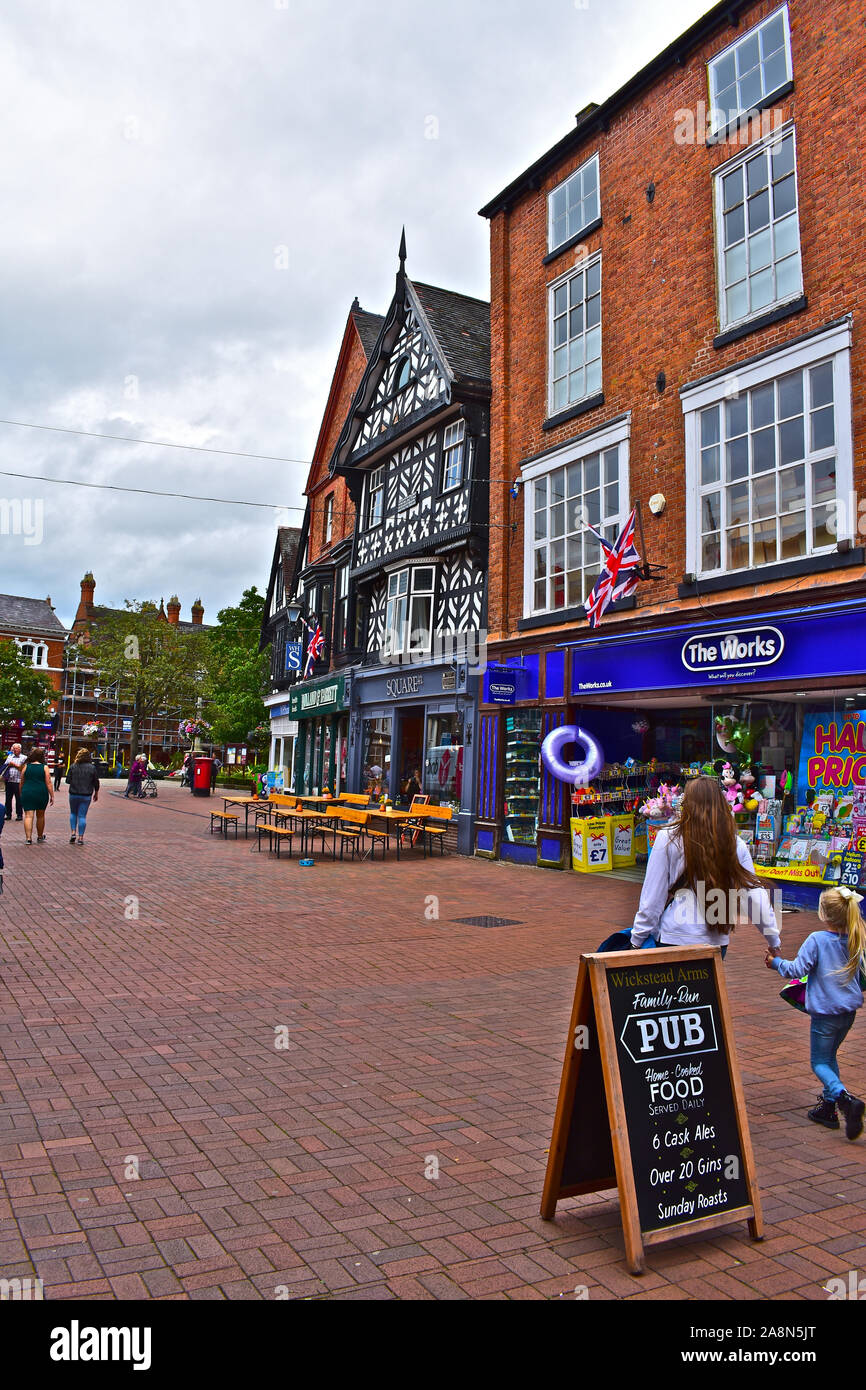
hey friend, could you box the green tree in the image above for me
[84,602,208,759]
[204,587,269,747]
[0,641,54,732]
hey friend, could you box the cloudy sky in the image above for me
[0,0,710,630]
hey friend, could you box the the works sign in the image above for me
[680,626,784,675]
[570,601,865,697]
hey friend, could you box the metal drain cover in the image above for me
[452,915,523,929]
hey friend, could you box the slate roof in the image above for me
[86,604,212,632]
[352,307,385,358]
[0,594,67,637]
[412,281,490,385]
[277,526,302,590]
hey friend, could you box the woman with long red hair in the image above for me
[630,775,781,956]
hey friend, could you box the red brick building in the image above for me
[476,0,866,867]
[261,300,383,788]
[61,572,211,771]
[0,594,67,750]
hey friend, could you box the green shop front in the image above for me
[289,673,351,795]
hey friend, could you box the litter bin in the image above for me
[192,756,214,797]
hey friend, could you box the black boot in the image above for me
[837,1091,865,1141]
[808,1095,840,1129]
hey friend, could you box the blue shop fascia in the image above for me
[347,659,480,857]
[475,596,866,876]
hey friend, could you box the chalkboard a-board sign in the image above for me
[541,947,763,1273]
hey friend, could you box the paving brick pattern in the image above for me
[0,783,864,1300]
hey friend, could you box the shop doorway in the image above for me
[397,710,424,806]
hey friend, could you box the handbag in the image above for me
[780,964,866,1012]
[779,976,808,1013]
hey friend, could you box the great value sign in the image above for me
[570,601,866,696]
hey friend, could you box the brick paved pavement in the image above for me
[0,781,863,1301]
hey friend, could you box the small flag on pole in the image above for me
[583,506,643,629]
[303,619,325,678]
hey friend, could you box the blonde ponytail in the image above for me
[819,888,866,983]
[843,894,866,985]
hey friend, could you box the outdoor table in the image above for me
[222,796,260,839]
[364,806,414,860]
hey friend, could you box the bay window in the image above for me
[384,565,436,656]
[522,417,630,617]
[683,322,854,579]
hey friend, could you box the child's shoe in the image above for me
[837,1091,865,1141]
[807,1095,840,1129]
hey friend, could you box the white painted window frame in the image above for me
[707,4,793,138]
[520,415,630,620]
[547,253,603,418]
[713,121,802,333]
[682,321,854,578]
[441,419,466,492]
[547,152,601,254]
[383,561,437,656]
[365,465,385,529]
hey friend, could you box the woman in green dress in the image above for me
[21,747,54,844]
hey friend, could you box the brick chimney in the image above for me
[191,598,204,625]
[167,595,181,625]
[75,572,96,624]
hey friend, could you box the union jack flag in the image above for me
[303,620,325,678]
[583,506,643,629]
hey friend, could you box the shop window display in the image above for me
[503,713,542,845]
[424,713,463,809]
[362,717,392,797]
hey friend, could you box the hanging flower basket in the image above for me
[81,722,107,740]
[178,717,212,742]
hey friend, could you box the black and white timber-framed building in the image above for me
[330,238,491,854]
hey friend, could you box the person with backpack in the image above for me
[630,775,780,956]
[766,886,865,1140]
[65,748,100,844]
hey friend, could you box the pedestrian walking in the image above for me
[0,801,5,892]
[2,742,27,821]
[65,748,100,844]
[126,755,145,799]
[630,775,780,955]
[53,749,65,792]
[210,755,221,790]
[767,886,865,1139]
[20,748,54,844]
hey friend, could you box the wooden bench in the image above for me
[255,823,295,857]
[331,807,367,860]
[210,811,239,839]
[414,804,452,856]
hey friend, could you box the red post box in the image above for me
[193,756,213,796]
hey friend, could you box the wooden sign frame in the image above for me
[541,947,763,1274]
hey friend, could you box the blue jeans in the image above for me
[68,794,92,838]
[810,1011,856,1100]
